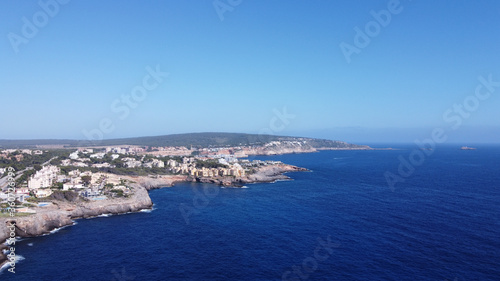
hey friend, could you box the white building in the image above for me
[63,183,83,191]
[81,171,92,177]
[125,160,142,168]
[72,162,88,167]
[28,165,60,189]
[79,148,94,154]
[167,159,178,167]
[144,159,164,168]
[106,147,127,154]
[68,169,81,177]
[90,152,106,159]
[69,151,79,160]
[0,192,8,202]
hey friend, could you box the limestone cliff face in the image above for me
[0,219,11,264]
[69,184,153,219]
[1,185,153,266]
[0,222,8,243]
[242,164,308,183]
[0,165,306,266]
[130,175,189,191]
[243,140,371,156]
[12,211,73,237]
[244,144,317,156]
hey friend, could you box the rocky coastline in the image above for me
[0,179,153,269]
[0,163,305,268]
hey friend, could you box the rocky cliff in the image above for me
[1,184,153,267]
[242,140,371,156]
[0,164,305,267]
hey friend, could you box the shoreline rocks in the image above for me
[0,163,305,268]
[0,183,153,268]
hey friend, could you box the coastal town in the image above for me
[0,144,292,216]
[0,135,371,269]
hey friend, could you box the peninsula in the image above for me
[0,133,370,268]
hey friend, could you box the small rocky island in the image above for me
[460,146,477,150]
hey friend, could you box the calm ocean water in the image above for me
[2,145,500,280]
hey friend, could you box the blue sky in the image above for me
[1,0,500,144]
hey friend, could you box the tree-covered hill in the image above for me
[0,132,368,149]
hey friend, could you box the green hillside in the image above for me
[0,132,367,149]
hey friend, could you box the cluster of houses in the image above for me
[0,165,60,205]
[61,146,147,168]
[62,170,129,199]
[166,157,246,177]
[62,148,165,169]
[0,168,130,215]
[24,167,129,199]
[0,145,292,216]
[105,146,146,154]
[0,149,44,157]
[197,147,250,158]
[0,149,44,162]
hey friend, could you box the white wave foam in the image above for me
[27,243,33,246]
[0,262,10,274]
[274,179,292,182]
[44,221,77,236]
[0,255,25,274]
[139,208,155,213]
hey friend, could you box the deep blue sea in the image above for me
[2,145,500,280]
